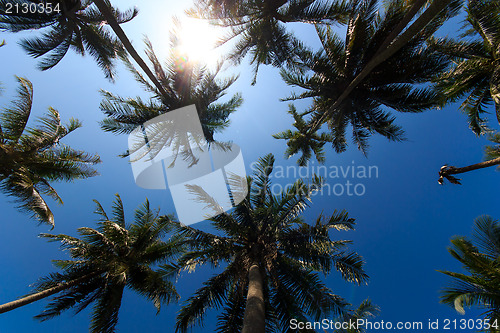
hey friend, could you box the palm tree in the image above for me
[190,0,460,86]
[430,0,500,135]
[439,215,500,329]
[333,299,380,333]
[172,153,368,332]
[0,0,138,80]
[273,104,333,166]
[0,194,183,333]
[0,76,100,226]
[188,0,352,82]
[99,35,242,163]
[438,132,500,184]
[274,0,460,164]
[90,0,169,97]
[272,0,461,164]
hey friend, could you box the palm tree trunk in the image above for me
[493,88,500,125]
[441,157,500,176]
[241,262,265,333]
[0,272,99,314]
[309,0,454,131]
[92,0,169,99]
[374,0,426,55]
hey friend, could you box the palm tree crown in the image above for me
[0,76,100,226]
[440,215,500,328]
[100,34,242,161]
[173,153,368,332]
[189,0,351,82]
[431,0,500,135]
[275,0,453,164]
[0,195,183,333]
[485,133,500,162]
[0,0,138,79]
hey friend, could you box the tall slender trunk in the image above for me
[241,262,265,333]
[0,272,99,314]
[309,0,453,132]
[444,158,500,174]
[92,0,169,99]
[438,157,500,184]
[374,0,426,55]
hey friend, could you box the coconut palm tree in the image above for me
[294,0,462,138]
[172,153,368,332]
[274,0,460,164]
[430,0,500,135]
[90,0,169,97]
[273,104,333,166]
[99,34,242,163]
[192,0,460,86]
[188,0,352,82]
[0,194,183,333]
[334,299,380,333]
[439,215,500,329]
[438,132,500,184]
[0,76,100,226]
[0,0,138,80]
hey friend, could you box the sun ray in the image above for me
[175,17,221,66]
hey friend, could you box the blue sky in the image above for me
[1,1,500,332]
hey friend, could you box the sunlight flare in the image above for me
[175,17,221,65]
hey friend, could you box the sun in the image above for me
[175,17,222,65]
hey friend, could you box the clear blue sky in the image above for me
[1,1,499,332]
